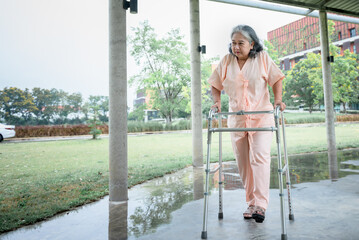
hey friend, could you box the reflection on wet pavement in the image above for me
[127,175,195,238]
[273,148,359,185]
[211,149,359,190]
[109,202,128,240]
[1,149,359,240]
[340,160,359,173]
[112,149,359,240]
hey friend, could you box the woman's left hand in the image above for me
[274,100,286,111]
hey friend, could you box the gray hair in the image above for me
[229,25,263,58]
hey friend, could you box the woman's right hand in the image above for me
[211,86,222,112]
[211,101,221,113]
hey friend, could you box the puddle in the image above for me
[211,148,359,190]
[274,149,359,186]
[340,159,359,173]
[116,148,359,239]
[1,149,359,240]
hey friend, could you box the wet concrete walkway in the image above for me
[1,149,359,240]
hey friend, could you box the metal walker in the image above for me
[201,106,294,240]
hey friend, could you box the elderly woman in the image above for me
[208,25,286,223]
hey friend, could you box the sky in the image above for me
[0,0,303,109]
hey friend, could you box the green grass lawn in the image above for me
[1,123,359,232]
[284,112,327,124]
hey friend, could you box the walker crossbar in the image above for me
[201,106,294,240]
[210,127,277,133]
[210,166,221,174]
[217,110,274,115]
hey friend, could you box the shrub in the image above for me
[176,119,191,130]
[127,121,164,133]
[15,124,109,138]
[204,119,228,128]
[284,116,325,124]
[336,114,359,122]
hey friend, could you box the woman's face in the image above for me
[231,32,254,60]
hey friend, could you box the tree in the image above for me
[84,95,110,138]
[264,40,282,103]
[88,105,102,140]
[32,87,51,124]
[31,88,62,124]
[199,57,214,116]
[128,103,147,121]
[46,89,65,124]
[264,40,280,65]
[315,20,336,44]
[283,53,322,112]
[57,91,83,124]
[84,96,109,123]
[129,21,190,123]
[0,87,38,125]
[331,49,359,112]
[180,56,220,116]
[32,88,83,124]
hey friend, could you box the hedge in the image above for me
[15,124,108,138]
[12,114,359,138]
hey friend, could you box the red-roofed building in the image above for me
[268,16,359,71]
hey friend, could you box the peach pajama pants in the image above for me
[231,131,273,210]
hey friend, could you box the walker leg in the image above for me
[281,234,288,240]
[218,115,223,219]
[281,112,294,221]
[275,109,287,239]
[202,118,213,239]
[286,171,294,221]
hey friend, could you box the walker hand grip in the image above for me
[275,105,281,117]
[209,107,218,118]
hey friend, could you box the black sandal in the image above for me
[252,206,265,223]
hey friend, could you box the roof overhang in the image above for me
[259,0,359,18]
[208,0,359,24]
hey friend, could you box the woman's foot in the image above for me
[243,205,255,219]
[252,206,266,223]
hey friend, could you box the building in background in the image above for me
[267,16,359,71]
[133,89,159,122]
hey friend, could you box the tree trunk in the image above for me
[342,102,347,113]
[169,112,172,123]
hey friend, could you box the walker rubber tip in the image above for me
[281,234,287,240]
[218,212,223,219]
[289,214,294,220]
[201,231,207,239]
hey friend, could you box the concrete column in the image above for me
[318,10,338,180]
[109,0,128,202]
[190,0,203,167]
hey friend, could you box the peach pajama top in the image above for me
[208,51,284,131]
[208,51,284,209]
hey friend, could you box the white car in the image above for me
[0,124,16,142]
